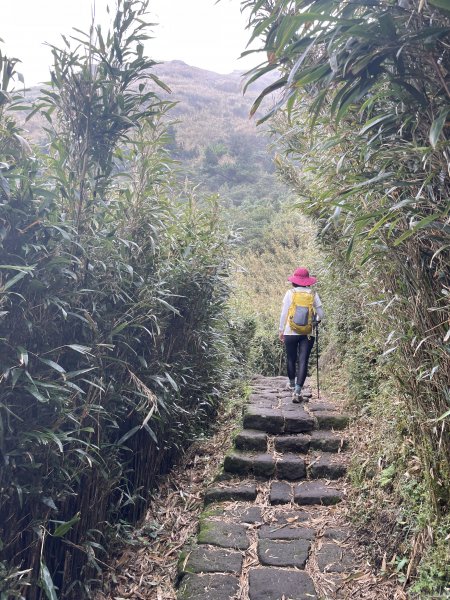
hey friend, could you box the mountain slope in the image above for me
[153,61,287,229]
[19,60,287,239]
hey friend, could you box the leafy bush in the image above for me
[251,328,284,377]
[242,0,450,593]
[0,3,236,598]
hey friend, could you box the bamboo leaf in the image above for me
[25,386,48,403]
[429,106,450,148]
[165,371,179,392]
[39,561,58,600]
[433,408,450,422]
[116,425,140,446]
[38,358,66,374]
[359,113,395,136]
[1,270,28,291]
[249,77,288,118]
[17,346,28,367]
[52,513,81,538]
[65,344,93,355]
[393,213,441,246]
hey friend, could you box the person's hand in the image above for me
[278,331,285,342]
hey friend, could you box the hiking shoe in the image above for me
[292,391,302,403]
[302,388,312,402]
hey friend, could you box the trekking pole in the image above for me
[315,321,320,400]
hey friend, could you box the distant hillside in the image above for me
[151,61,288,232]
[18,60,289,241]
[153,60,274,155]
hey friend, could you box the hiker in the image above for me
[278,267,324,402]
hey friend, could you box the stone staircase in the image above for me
[177,376,356,600]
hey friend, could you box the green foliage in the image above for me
[0,4,237,598]
[242,0,450,592]
[410,515,450,597]
[251,327,284,377]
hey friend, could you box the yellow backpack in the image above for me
[287,290,315,335]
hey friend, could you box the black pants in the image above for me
[284,335,315,387]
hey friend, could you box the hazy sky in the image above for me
[1,0,260,86]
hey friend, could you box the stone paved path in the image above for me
[176,376,357,600]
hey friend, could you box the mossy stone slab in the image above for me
[259,525,315,541]
[314,411,349,430]
[243,406,284,433]
[235,429,268,451]
[308,401,336,412]
[253,453,276,477]
[308,454,347,480]
[270,509,310,525]
[270,481,292,505]
[316,542,357,573]
[276,454,306,480]
[283,410,315,433]
[223,451,253,475]
[274,434,311,453]
[323,527,351,542]
[310,430,347,452]
[224,506,263,524]
[223,452,275,477]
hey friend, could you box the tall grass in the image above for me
[0,3,235,598]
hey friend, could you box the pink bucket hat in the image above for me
[288,267,317,286]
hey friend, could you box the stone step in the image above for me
[270,481,293,505]
[274,433,310,453]
[177,573,239,600]
[269,480,344,505]
[308,453,347,479]
[243,405,315,434]
[310,430,348,451]
[314,410,350,430]
[257,538,310,568]
[243,406,284,433]
[223,450,347,481]
[177,377,355,600]
[234,429,268,451]
[223,452,276,478]
[273,430,348,453]
[204,483,257,504]
[248,568,317,600]
[294,481,344,505]
[202,505,263,524]
[224,451,306,480]
[197,520,250,550]
[178,546,243,577]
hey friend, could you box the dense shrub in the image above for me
[0,3,235,598]
[242,0,450,593]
